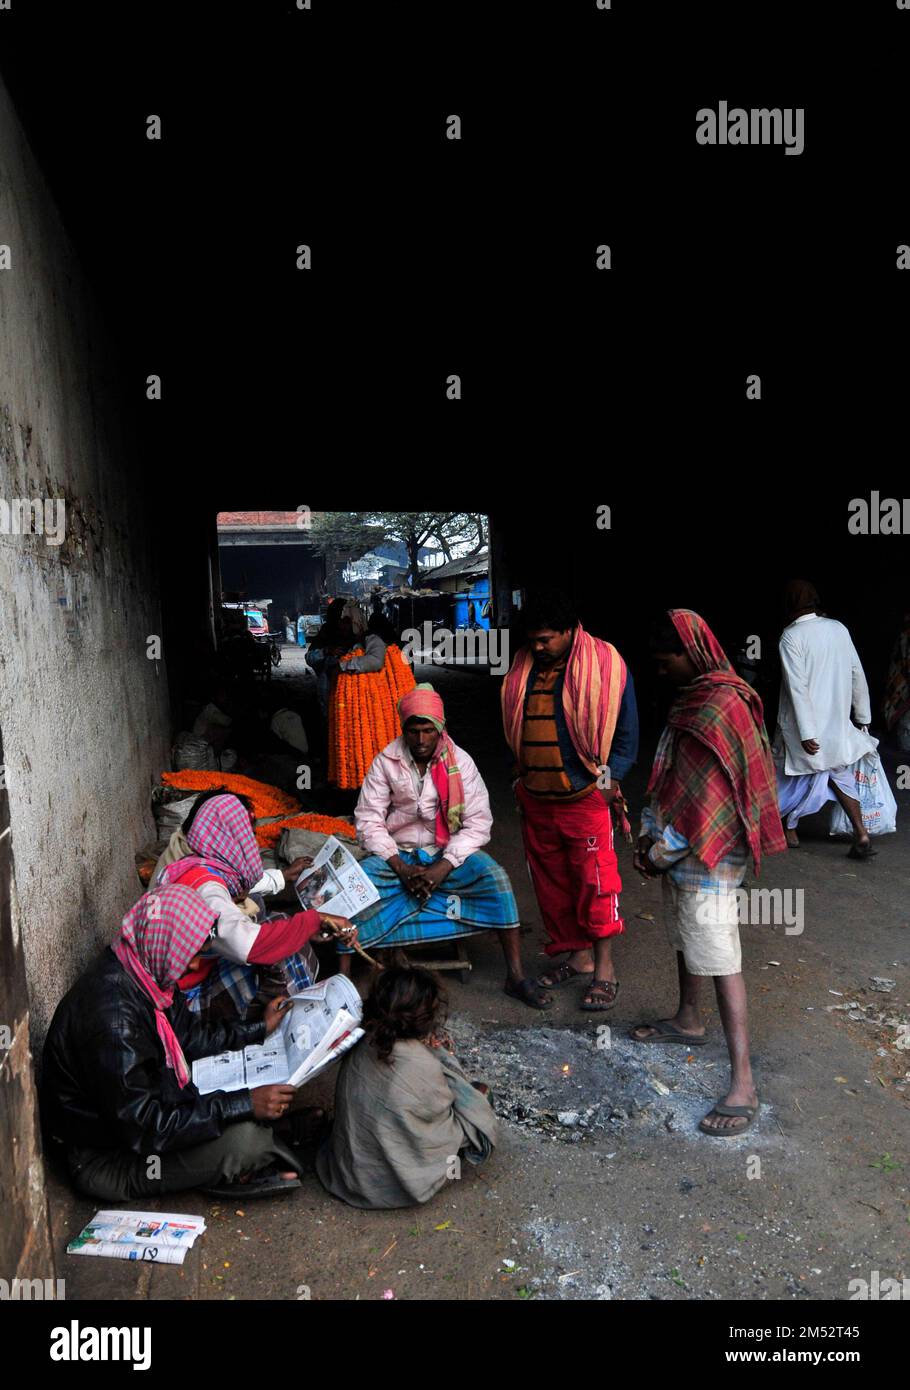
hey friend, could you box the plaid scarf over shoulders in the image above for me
[647,610,786,874]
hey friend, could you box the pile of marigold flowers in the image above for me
[255,812,358,851]
[160,770,300,820]
[328,644,416,789]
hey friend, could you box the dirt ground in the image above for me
[47,654,910,1302]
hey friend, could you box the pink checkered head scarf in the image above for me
[112,885,217,1088]
[159,793,263,898]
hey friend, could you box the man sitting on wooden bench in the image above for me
[335,684,551,1010]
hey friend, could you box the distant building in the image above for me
[342,541,445,595]
[421,548,489,595]
[217,511,325,618]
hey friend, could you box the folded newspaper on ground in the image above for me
[192,974,364,1094]
[66,1210,206,1265]
[293,834,380,919]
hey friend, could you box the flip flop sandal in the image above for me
[580,979,620,1012]
[629,1019,709,1046]
[847,843,878,860]
[504,977,554,1010]
[698,1101,759,1138]
[535,961,595,990]
[201,1164,302,1199]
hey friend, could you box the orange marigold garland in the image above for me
[326,686,336,784]
[160,770,300,820]
[329,644,416,789]
[255,811,357,850]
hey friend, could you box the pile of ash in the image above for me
[449,1018,705,1142]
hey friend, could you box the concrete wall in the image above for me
[0,77,172,1044]
[0,723,54,1283]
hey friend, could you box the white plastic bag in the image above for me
[829,751,897,837]
[153,793,198,839]
[270,707,308,754]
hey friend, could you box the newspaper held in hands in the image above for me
[66,1210,206,1265]
[192,974,364,1094]
[293,834,379,919]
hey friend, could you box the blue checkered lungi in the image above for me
[336,848,520,953]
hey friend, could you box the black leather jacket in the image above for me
[41,948,266,1156]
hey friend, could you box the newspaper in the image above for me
[192,974,364,1094]
[293,834,379,919]
[66,1210,206,1265]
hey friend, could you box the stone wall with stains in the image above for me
[0,77,172,1043]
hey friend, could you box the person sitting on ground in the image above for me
[153,791,358,1020]
[316,966,497,1209]
[152,788,306,897]
[40,885,305,1201]
[153,787,315,930]
[343,683,551,1009]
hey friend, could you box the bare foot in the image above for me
[630,1016,705,1041]
[784,827,799,848]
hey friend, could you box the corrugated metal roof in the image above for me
[422,549,489,580]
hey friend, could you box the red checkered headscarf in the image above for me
[667,608,733,676]
[112,885,217,1088]
[647,610,786,873]
[159,793,263,898]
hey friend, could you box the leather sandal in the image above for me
[504,977,553,1010]
[536,961,594,989]
[201,1164,301,1199]
[580,978,619,1012]
[698,1101,759,1138]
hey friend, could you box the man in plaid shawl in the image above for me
[631,610,786,1138]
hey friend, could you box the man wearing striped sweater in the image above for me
[501,591,638,1011]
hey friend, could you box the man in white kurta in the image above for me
[774,604,877,853]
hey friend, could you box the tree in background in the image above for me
[311,512,487,587]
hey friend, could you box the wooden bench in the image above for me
[388,940,472,984]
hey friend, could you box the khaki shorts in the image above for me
[662,876,742,976]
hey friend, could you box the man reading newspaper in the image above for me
[41,886,358,1202]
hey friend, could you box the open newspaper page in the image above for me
[191,1035,289,1094]
[192,974,364,1094]
[282,974,364,1086]
[293,835,379,919]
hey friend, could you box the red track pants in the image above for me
[517,782,624,956]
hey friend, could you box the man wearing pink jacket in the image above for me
[338,684,552,1009]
